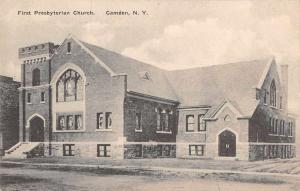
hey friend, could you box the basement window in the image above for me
[63,144,75,156]
[97,144,111,157]
[189,145,204,156]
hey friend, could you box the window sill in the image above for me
[56,100,83,103]
[54,130,85,133]
[188,155,205,157]
[95,129,112,132]
[269,134,287,137]
[135,129,142,133]
[270,106,278,110]
[185,131,206,134]
[40,101,46,104]
[27,102,32,105]
[156,131,172,134]
[288,136,293,138]
[269,134,278,136]
[66,52,72,55]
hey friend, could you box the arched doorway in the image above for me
[29,117,44,142]
[218,130,236,157]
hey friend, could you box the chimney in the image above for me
[281,64,288,111]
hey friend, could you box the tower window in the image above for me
[67,42,71,53]
[27,93,31,104]
[41,92,45,102]
[32,68,40,86]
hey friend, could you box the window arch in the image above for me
[56,69,84,102]
[32,68,40,86]
[270,80,276,107]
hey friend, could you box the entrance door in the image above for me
[218,130,236,157]
[29,117,44,142]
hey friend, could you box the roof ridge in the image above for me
[168,57,272,73]
[80,41,168,72]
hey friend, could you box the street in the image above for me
[0,164,299,191]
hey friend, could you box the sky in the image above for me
[0,0,299,114]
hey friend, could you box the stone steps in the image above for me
[4,142,42,159]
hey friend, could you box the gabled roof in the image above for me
[166,58,272,116]
[69,35,272,117]
[81,41,179,101]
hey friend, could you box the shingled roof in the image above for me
[82,41,178,101]
[166,58,273,116]
[80,38,272,117]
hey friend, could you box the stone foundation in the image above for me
[44,142,124,159]
[124,143,176,159]
[249,144,296,161]
[177,142,249,160]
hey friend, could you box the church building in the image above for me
[5,34,296,160]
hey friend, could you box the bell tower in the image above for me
[18,42,58,148]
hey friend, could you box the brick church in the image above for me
[5,34,296,160]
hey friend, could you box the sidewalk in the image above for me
[1,158,300,180]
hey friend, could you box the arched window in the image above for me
[270,80,276,107]
[56,69,84,102]
[32,68,40,86]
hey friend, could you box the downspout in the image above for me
[48,59,52,156]
[22,64,26,142]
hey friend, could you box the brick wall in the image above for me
[124,96,177,142]
[50,38,126,144]
[0,76,20,152]
[124,144,176,159]
[176,106,249,160]
[249,61,295,144]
